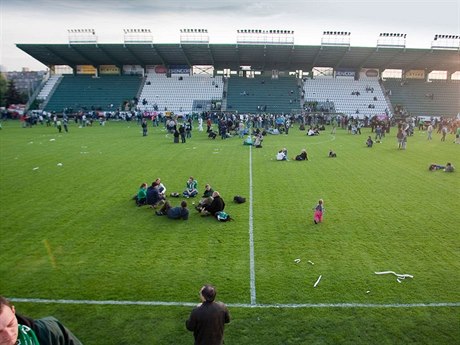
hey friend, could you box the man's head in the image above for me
[181,201,187,208]
[212,191,220,198]
[0,297,18,345]
[200,285,216,303]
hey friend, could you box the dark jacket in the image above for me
[186,301,230,345]
[146,186,160,205]
[16,314,82,345]
[204,196,225,215]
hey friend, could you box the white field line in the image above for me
[249,144,256,305]
[8,298,460,309]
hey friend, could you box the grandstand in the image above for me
[44,75,143,113]
[138,73,223,113]
[303,77,389,117]
[226,76,299,113]
[16,41,460,117]
[383,79,460,117]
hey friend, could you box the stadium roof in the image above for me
[16,43,460,72]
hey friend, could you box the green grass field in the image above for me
[0,119,459,344]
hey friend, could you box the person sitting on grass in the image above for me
[196,184,214,210]
[295,149,308,161]
[254,133,263,148]
[429,163,445,171]
[155,178,167,197]
[328,149,337,158]
[183,176,198,198]
[366,136,374,147]
[444,162,455,172]
[276,148,288,161]
[199,191,225,216]
[146,181,165,208]
[133,182,148,206]
[156,200,189,220]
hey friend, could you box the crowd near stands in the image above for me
[20,72,459,124]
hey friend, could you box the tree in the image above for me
[4,79,26,107]
[0,73,7,107]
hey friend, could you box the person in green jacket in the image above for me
[0,296,83,345]
[134,182,148,206]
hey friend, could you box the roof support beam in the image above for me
[98,46,124,67]
[150,44,167,66]
[123,45,146,66]
[69,45,99,67]
[179,45,193,67]
[44,46,78,66]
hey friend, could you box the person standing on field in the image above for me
[186,285,230,345]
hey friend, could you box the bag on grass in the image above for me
[216,211,232,222]
[233,195,246,204]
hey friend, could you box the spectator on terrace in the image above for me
[156,200,189,220]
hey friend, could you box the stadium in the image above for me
[1,23,459,345]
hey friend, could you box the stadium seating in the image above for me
[44,75,143,112]
[383,79,460,117]
[302,77,389,117]
[225,76,299,113]
[138,73,224,113]
[37,74,62,100]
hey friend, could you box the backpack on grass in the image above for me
[216,211,232,222]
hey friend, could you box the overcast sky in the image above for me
[1,0,459,71]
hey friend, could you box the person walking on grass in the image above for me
[186,285,230,345]
[313,199,324,224]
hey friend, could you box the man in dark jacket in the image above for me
[186,285,230,345]
[0,296,82,345]
[202,192,225,216]
[146,182,164,207]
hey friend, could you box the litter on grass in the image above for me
[57,163,63,166]
[294,258,301,263]
[375,271,413,279]
[49,138,56,141]
[313,275,322,288]
[32,167,39,170]
[308,260,315,265]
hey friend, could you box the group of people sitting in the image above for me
[275,148,336,160]
[133,177,226,221]
[276,148,309,161]
[133,178,167,208]
[428,162,455,172]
